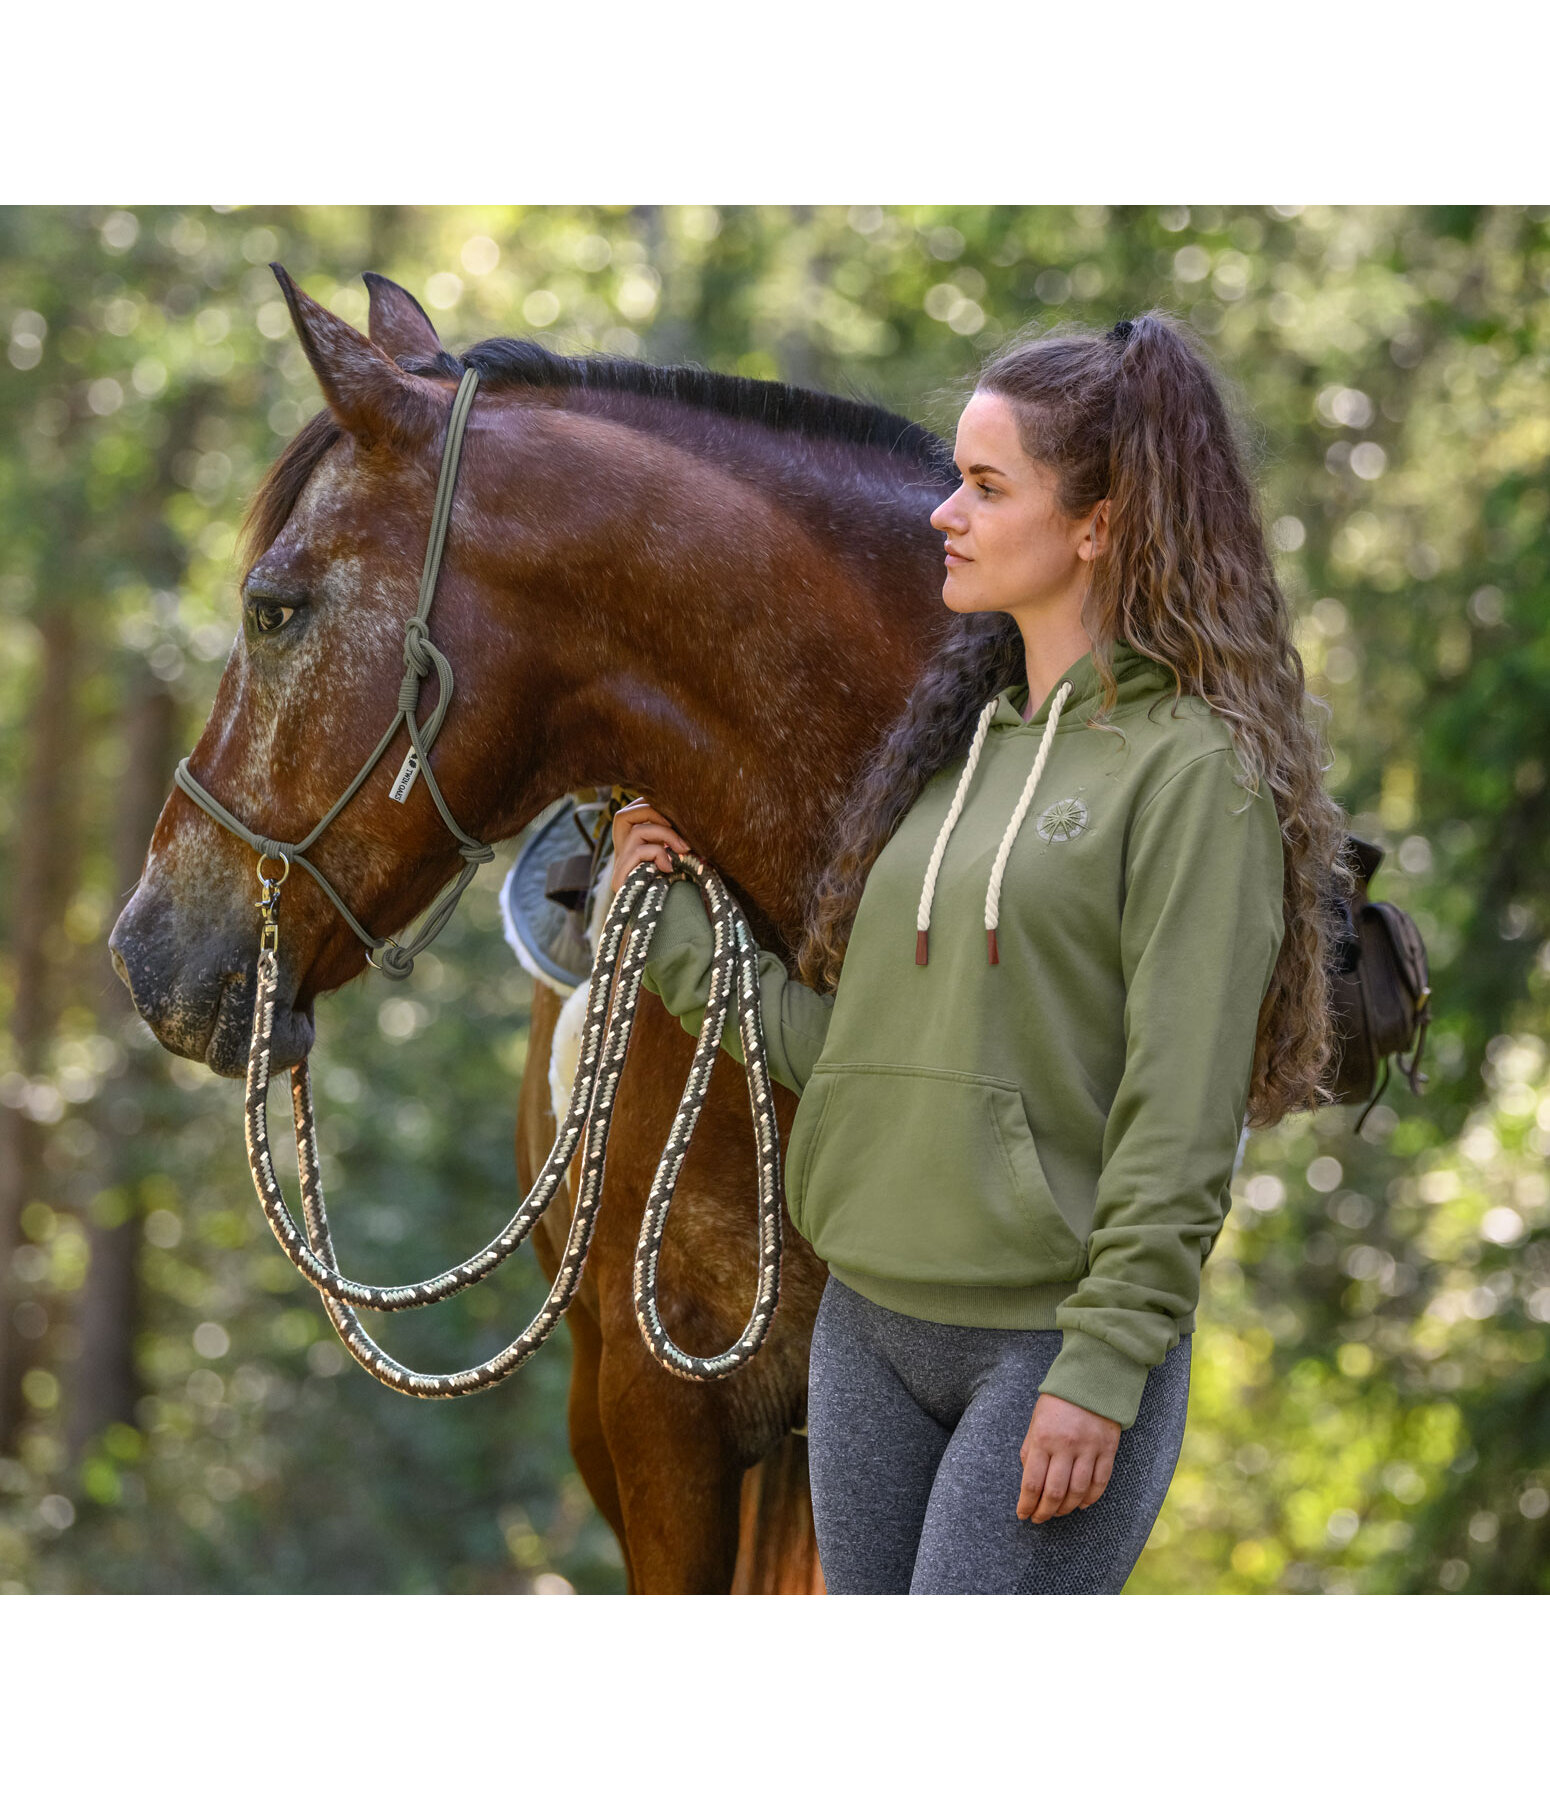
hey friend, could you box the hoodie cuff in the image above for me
[639,878,713,995]
[1038,1329,1152,1430]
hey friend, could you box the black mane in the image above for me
[417,337,953,477]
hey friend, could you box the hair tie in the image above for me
[1108,318,1135,344]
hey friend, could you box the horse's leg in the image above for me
[516,978,742,1592]
[557,1266,634,1589]
[517,981,632,1580]
[595,1325,745,1595]
[521,978,828,1594]
[587,1002,833,1593]
[733,1435,826,1594]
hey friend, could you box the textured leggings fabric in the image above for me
[807,1274,1191,1594]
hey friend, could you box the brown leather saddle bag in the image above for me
[1327,834,1433,1131]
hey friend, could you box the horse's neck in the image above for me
[544,613,898,940]
[480,403,943,936]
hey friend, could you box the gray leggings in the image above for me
[807,1274,1191,1594]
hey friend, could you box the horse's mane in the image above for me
[244,339,952,570]
[453,339,951,471]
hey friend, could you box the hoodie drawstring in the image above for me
[915,679,1073,967]
[986,680,1071,962]
[915,698,997,966]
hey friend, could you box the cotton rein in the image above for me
[175,369,784,1396]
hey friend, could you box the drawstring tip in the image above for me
[987,928,999,965]
[915,929,929,966]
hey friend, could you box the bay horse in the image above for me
[108,270,954,1591]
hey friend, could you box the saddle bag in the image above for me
[1326,834,1433,1132]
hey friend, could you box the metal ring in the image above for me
[256,851,291,886]
[365,937,402,971]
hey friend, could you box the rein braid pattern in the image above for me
[243,851,784,1395]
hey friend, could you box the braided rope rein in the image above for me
[243,850,784,1396]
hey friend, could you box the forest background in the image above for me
[0,202,1546,1595]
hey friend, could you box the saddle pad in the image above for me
[499,798,601,997]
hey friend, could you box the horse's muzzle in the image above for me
[108,888,315,1078]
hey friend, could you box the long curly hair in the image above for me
[793,309,1354,1128]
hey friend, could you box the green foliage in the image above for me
[1,204,1547,1592]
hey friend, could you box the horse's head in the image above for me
[109,271,529,1077]
[112,267,954,1080]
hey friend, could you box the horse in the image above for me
[108,269,954,1592]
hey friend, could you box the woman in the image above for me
[611,312,1348,1595]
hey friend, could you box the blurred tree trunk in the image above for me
[63,369,207,1463]
[67,674,176,1459]
[0,605,81,1452]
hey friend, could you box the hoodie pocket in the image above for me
[784,1062,1087,1286]
[783,1074,836,1236]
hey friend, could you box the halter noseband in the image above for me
[174,367,492,980]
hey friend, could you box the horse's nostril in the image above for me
[109,945,131,990]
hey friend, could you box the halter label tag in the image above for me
[389,748,421,804]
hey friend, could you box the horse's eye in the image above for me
[253,601,295,635]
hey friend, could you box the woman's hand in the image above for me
[1017,1392,1122,1523]
[610,798,693,896]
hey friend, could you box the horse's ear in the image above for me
[271,264,440,446]
[363,272,445,365]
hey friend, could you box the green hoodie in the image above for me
[640,640,1286,1427]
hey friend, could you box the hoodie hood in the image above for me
[989,638,1175,735]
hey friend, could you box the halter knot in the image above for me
[402,616,433,676]
[399,618,435,715]
[377,942,417,980]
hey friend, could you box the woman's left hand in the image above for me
[1017,1392,1122,1522]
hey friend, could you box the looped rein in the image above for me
[245,850,785,1394]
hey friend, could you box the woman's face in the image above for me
[929,390,1094,619]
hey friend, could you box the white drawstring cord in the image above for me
[913,679,1073,967]
[915,697,998,965]
[985,680,1071,963]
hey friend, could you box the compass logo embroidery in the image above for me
[1036,797,1088,842]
